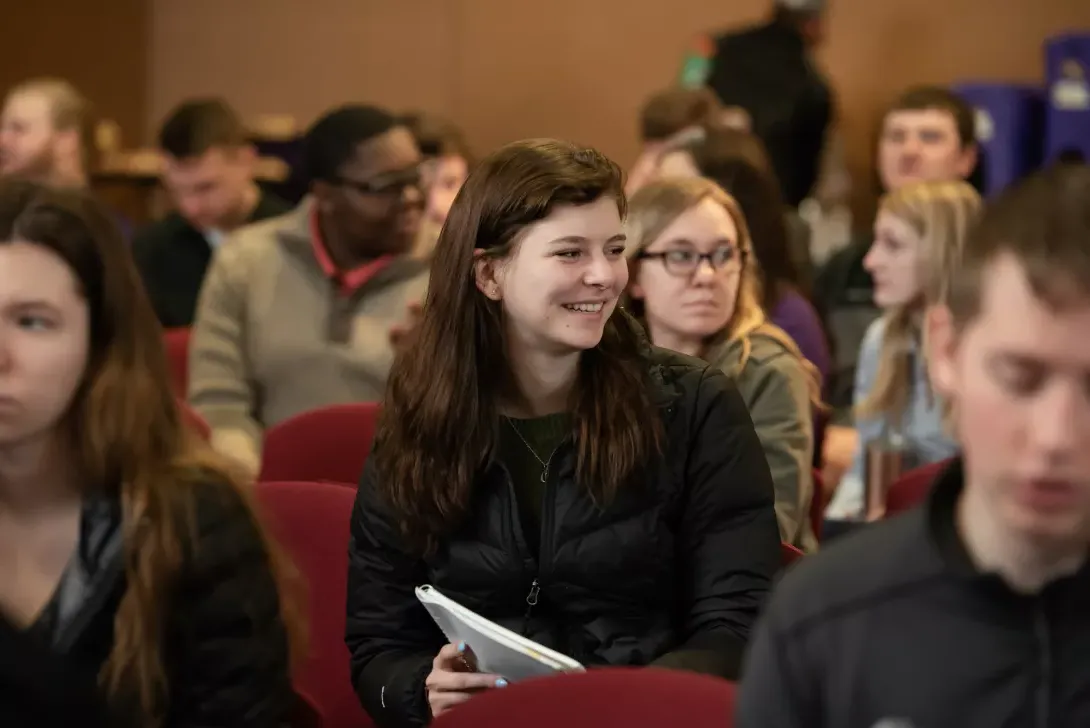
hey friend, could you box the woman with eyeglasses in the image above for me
[345,139,780,727]
[626,177,822,551]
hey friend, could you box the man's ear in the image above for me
[311,179,336,213]
[957,142,980,181]
[473,248,502,300]
[925,304,959,399]
[234,143,258,170]
[55,128,81,165]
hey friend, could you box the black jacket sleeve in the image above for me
[652,367,781,679]
[166,481,293,728]
[345,459,446,727]
[790,78,833,206]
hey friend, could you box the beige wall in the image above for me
[149,0,1090,219]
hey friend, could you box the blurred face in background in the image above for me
[422,154,468,227]
[864,211,923,309]
[878,108,976,192]
[0,91,64,181]
[161,145,256,233]
[317,126,424,257]
[929,255,1090,553]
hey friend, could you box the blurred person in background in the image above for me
[627,87,726,196]
[132,98,290,329]
[738,164,1090,728]
[188,104,428,478]
[626,176,821,550]
[0,78,93,190]
[816,85,979,412]
[0,180,300,726]
[815,86,978,493]
[693,0,833,207]
[401,111,472,259]
[824,180,981,529]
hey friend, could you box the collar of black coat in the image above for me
[27,492,125,654]
[925,458,1090,596]
[622,310,691,411]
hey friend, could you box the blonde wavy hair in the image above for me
[856,180,982,422]
[624,176,822,406]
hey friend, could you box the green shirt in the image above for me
[497,413,571,557]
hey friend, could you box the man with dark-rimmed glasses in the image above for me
[188,104,429,478]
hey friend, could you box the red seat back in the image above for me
[256,480,372,728]
[259,403,381,485]
[178,400,210,440]
[431,667,734,728]
[780,542,804,567]
[885,458,953,516]
[163,327,191,397]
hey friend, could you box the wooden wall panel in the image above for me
[147,0,1090,222]
[0,0,150,146]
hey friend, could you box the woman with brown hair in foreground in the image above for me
[346,138,780,726]
[0,180,302,727]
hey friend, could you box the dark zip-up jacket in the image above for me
[346,347,781,727]
[737,458,1090,728]
[26,478,292,727]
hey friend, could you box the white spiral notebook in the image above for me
[415,584,585,682]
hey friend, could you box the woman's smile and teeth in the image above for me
[562,299,612,317]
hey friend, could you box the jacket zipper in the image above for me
[1033,602,1051,728]
[521,441,564,634]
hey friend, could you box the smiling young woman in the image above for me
[344,138,781,726]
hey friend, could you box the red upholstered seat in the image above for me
[259,402,381,485]
[431,667,735,728]
[178,400,210,440]
[885,458,954,516]
[163,327,191,396]
[256,480,373,728]
[780,542,804,567]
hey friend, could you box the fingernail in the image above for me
[495,678,508,688]
[457,641,466,653]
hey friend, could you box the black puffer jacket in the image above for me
[346,348,781,727]
[34,477,292,727]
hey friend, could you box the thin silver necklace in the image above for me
[504,417,550,482]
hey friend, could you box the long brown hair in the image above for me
[0,181,304,726]
[377,138,660,555]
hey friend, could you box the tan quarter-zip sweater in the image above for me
[187,199,429,477]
